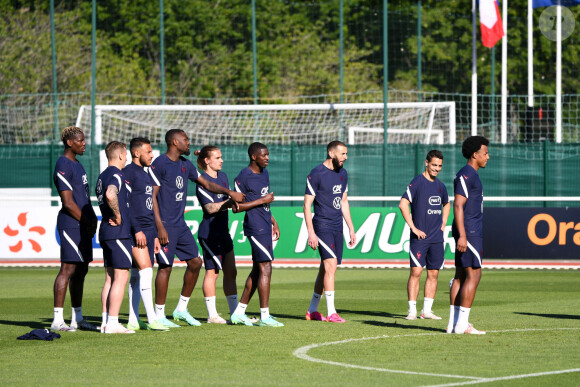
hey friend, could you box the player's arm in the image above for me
[196,175,245,203]
[105,184,121,226]
[58,190,86,225]
[341,192,356,247]
[441,201,451,232]
[127,183,147,248]
[398,197,426,239]
[303,194,318,250]
[202,198,235,215]
[234,192,274,212]
[271,215,280,241]
[453,194,467,252]
[152,185,169,245]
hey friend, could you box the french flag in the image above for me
[479,0,504,48]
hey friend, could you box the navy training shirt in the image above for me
[53,156,94,230]
[452,164,484,238]
[234,167,272,236]
[401,173,449,243]
[149,154,200,227]
[196,171,230,239]
[123,162,155,233]
[96,166,131,241]
[305,163,348,232]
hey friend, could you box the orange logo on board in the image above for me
[3,212,46,252]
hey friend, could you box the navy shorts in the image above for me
[409,239,445,270]
[156,224,199,266]
[58,228,93,264]
[316,229,344,265]
[199,235,234,272]
[132,228,157,267]
[101,238,133,269]
[248,234,274,263]
[455,236,483,269]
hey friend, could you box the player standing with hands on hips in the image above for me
[447,136,489,335]
[399,150,450,320]
[304,140,356,323]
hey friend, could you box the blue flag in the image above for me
[533,0,580,8]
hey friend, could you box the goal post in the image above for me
[76,102,456,145]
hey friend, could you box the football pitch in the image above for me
[0,267,579,386]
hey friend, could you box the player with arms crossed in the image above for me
[195,146,239,324]
[51,126,99,332]
[304,140,356,323]
[150,129,244,327]
[96,141,134,334]
[399,150,450,320]
[230,142,282,327]
[123,138,168,331]
[447,136,490,335]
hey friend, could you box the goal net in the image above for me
[75,102,456,145]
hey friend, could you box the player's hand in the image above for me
[441,223,447,232]
[135,231,147,249]
[108,215,121,227]
[307,231,318,250]
[272,222,280,241]
[457,235,467,253]
[229,191,245,203]
[412,227,426,240]
[157,226,169,245]
[348,230,356,247]
[263,192,274,204]
[154,237,161,254]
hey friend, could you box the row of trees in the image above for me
[1,0,578,100]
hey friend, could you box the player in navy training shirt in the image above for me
[304,141,356,323]
[150,129,245,328]
[51,126,99,332]
[195,146,239,324]
[122,138,167,331]
[96,141,134,334]
[447,136,489,335]
[230,142,282,327]
[399,150,450,321]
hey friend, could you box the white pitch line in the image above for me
[293,328,580,384]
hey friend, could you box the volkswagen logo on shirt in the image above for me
[429,196,441,206]
[333,197,341,209]
[146,197,153,210]
[332,185,342,194]
[261,187,269,196]
[176,176,184,189]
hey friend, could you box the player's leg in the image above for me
[200,237,227,323]
[52,262,76,331]
[102,239,134,334]
[406,266,422,319]
[127,264,142,328]
[100,267,112,332]
[421,243,444,320]
[171,226,202,326]
[447,266,464,333]
[154,227,180,327]
[231,261,258,326]
[322,258,345,323]
[221,249,238,316]
[68,262,98,331]
[306,263,325,321]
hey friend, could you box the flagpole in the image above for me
[528,0,534,107]
[501,0,508,144]
[472,0,478,136]
[556,3,562,143]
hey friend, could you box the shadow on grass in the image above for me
[0,319,47,330]
[338,309,407,319]
[360,320,446,332]
[515,312,580,320]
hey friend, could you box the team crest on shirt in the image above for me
[429,196,441,206]
[146,197,153,210]
[176,192,184,201]
[176,176,184,189]
[145,186,153,195]
[261,187,269,196]
[333,197,341,209]
[82,174,88,185]
[332,185,342,194]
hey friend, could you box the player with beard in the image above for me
[303,141,356,323]
[150,129,245,328]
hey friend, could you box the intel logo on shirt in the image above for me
[429,196,441,206]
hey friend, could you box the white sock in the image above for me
[155,304,166,319]
[176,295,190,313]
[101,312,108,327]
[71,307,83,325]
[422,298,434,314]
[447,305,456,332]
[128,268,140,324]
[408,300,417,314]
[53,307,64,324]
[107,315,119,326]
[308,292,322,313]
[139,268,156,324]
[325,291,336,316]
[205,296,218,318]
[260,307,270,321]
[226,295,238,315]
[456,306,471,331]
[233,302,248,316]
[453,305,460,327]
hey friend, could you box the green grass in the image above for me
[0,267,579,386]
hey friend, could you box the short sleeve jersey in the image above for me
[234,167,271,236]
[401,174,449,243]
[452,164,484,238]
[53,156,94,230]
[149,154,200,227]
[305,164,348,232]
[196,171,230,239]
[123,162,155,233]
[96,166,131,241]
